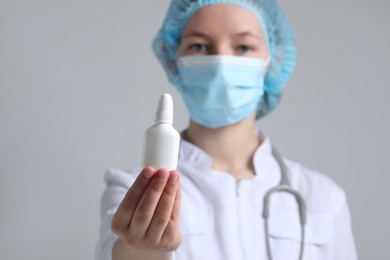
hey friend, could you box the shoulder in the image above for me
[284,158,346,215]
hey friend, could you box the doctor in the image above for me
[96,0,358,259]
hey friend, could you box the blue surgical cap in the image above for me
[152,0,296,119]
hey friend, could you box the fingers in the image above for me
[170,176,181,224]
[161,176,182,245]
[145,171,180,242]
[112,167,156,232]
[112,168,182,252]
[129,169,170,238]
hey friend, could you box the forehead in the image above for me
[182,4,264,37]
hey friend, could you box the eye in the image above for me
[237,45,254,53]
[188,43,209,53]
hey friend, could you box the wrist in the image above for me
[113,238,174,260]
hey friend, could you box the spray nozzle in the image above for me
[155,93,174,123]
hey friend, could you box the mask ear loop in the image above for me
[264,56,271,66]
[261,56,271,79]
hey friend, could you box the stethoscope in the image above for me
[262,148,307,260]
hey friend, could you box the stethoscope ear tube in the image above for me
[263,148,307,260]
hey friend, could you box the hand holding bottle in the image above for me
[111,167,181,259]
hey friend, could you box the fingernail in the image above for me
[169,174,178,184]
[143,169,154,179]
[157,170,168,180]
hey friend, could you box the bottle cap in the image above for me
[155,93,173,123]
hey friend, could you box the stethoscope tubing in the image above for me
[263,148,307,260]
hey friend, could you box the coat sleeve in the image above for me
[95,168,139,260]
[331,195,358,260]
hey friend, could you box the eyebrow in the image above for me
[236,31,262,39]
[182,31,210,39]
[182,30,261,40]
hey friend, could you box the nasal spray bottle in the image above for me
[142,93,180,170]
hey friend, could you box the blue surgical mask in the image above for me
[176,55,269,128]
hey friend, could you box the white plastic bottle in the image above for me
[142,93,180,170]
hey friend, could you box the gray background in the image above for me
[0,0,388,259]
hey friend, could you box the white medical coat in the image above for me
[96,133,358,260]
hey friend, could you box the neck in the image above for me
[183,113,260,179]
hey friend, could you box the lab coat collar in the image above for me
[178,130,280,181]
[178,132,213,168]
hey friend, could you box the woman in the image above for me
[96,1,357,259]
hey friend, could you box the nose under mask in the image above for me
[176,55,269,128]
